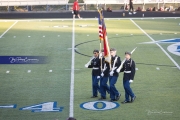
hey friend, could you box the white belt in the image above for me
[93,67,99,70]
[124,71,131,73]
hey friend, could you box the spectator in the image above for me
[73,0,81,19]
[107,7,112,12]
[169,6,173,11]
[178,7,180,11]
[137,7,142,11]
[159,7,164,11]
[125,4,129,10]
[152,7,156,11]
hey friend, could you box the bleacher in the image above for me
[0,0,69,6]
[0,0,179,6]
[83,0,180,4]
[83,0,180,11]
[0,0,179,11]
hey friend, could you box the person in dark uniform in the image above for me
[129,0,136,15]
[99,49,110,100]
[121,52,136,104]
[109,48,121,102]
[85,49,101,98]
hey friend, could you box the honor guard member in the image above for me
[85,50,101,98]
[99,49,110,100]
[109,48,121,102]
[121,51,136,104]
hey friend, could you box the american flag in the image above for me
[98,11,104,40]
[98,10,111,64]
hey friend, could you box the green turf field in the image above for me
[0,18,180,120]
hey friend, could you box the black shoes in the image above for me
[121,101,131,104]
[122,96,136,104]
[131,96,136,102]
[116,94,121,101]
[91,96,98,98]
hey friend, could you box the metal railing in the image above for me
[0,0,69,6]
[83,0,180,4]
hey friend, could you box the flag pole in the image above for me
[98,8,103,72]
[100,37,102,72]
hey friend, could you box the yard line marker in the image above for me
[68,48,78,50]
[136,68,138,70]
[0,21,18,38]
[6,71,10,73]
[49,70,52,72]
[156,67,160,70]
[27,70,31,73]
[116,34,118,36]
[87,35,89,36]
[62,25,69,28]
[53,26,59,28]
[28,36,31,37]
[131,19,180,70]
[0,105,16,108]
[69,18,75,118]
[174,33,177,34]
[43,35,45,37]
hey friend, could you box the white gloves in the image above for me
[84,64,89,68]
[109,67,117,76]
[116,68,120,73]
[129,80,133,83]
[101,73,104,77]
[110,71,114,76]
[97,76,100,79]
[85,57,94,68]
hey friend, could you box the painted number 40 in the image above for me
[0,102,63,112]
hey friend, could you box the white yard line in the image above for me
[0,21,18,38]
[69,18,75,117]
[130,19,180,70]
